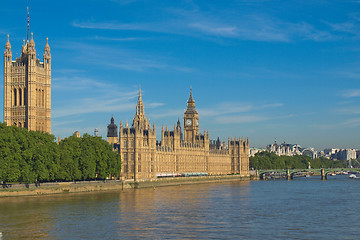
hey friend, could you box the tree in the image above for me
[0,122,121,183]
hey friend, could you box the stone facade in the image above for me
[3,34,51,133]
[107,88,249,181]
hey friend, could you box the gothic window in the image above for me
[19,88,22,106]
[7,57,10,62]
[42,90,45,107]
[24,88,27,106]
[19,122,22,127]
[124,140,127,148]
[13,88,17,106]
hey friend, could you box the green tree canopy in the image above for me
[0,122,121,183]
[250,151,346,170]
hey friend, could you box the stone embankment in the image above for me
[0,175,250,198]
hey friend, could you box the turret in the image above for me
[44,37,51,66]
[107,116,118,145]
[21,40,26,55]
[4,35,11,53]
[28,33,35,52]
[4,35,12,62]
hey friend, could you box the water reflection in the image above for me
[117,181,251,239]
[2,178,358,239]
[0,196,55,239]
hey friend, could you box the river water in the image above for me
[0,175,359,239]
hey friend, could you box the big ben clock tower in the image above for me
[184,88,199,143]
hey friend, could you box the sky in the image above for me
[0,0,359,151]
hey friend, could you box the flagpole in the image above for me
[27,7,29,42]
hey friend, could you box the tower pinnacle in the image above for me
[45,37,50,52]
[185,87,197,114]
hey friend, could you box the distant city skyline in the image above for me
[1,0,359,151]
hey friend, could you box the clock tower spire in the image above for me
[184,87,199,143]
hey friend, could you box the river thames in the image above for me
[0,175,359,239]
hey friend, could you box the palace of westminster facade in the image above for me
[3,31,249,181]
[107,88,250,180]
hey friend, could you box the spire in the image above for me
[136,86,144,116]
[29,32,35,49]
[21,39,26,53]
[185,87,197,114]
[5,35,11,50]
[44,37,50,52]
[188,86,194,104]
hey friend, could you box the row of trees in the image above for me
[250,151,347,170]
[0,122,121,183]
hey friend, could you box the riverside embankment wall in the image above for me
[0,175,250,197]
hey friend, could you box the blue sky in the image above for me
[1,0,360,150]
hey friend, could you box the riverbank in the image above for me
[0,175,250,197]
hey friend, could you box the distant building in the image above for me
[266,141,303,157]
[302,148,318,159]
[334,149,357,161]
[74,131,81,138]
[323,148,357,161]
[324,148,339,157]
[249,148,265,157]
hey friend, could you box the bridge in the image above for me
[252,168,360,180]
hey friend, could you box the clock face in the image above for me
[186,119,192,126]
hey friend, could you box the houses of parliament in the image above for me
[3,33,51,133]
[3,28,249,181]
[107,88,250,181]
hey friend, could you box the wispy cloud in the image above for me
[337,106,360,115]
[52,75,114,91]
[341,118,360,127]
[214,114,293,124]
[53,97,136,118]
[151,109,184,119]
[312,117,360,130]
[147,102,165,108]
[326,13,360,38]
[92,35,145,42]
[341,89,360,98]
[72,21,149,31]
[72,7,339,42]
[52,74,164,119]
[52,119,84,127]
[58,41,194,72]
[199,101,283,117]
